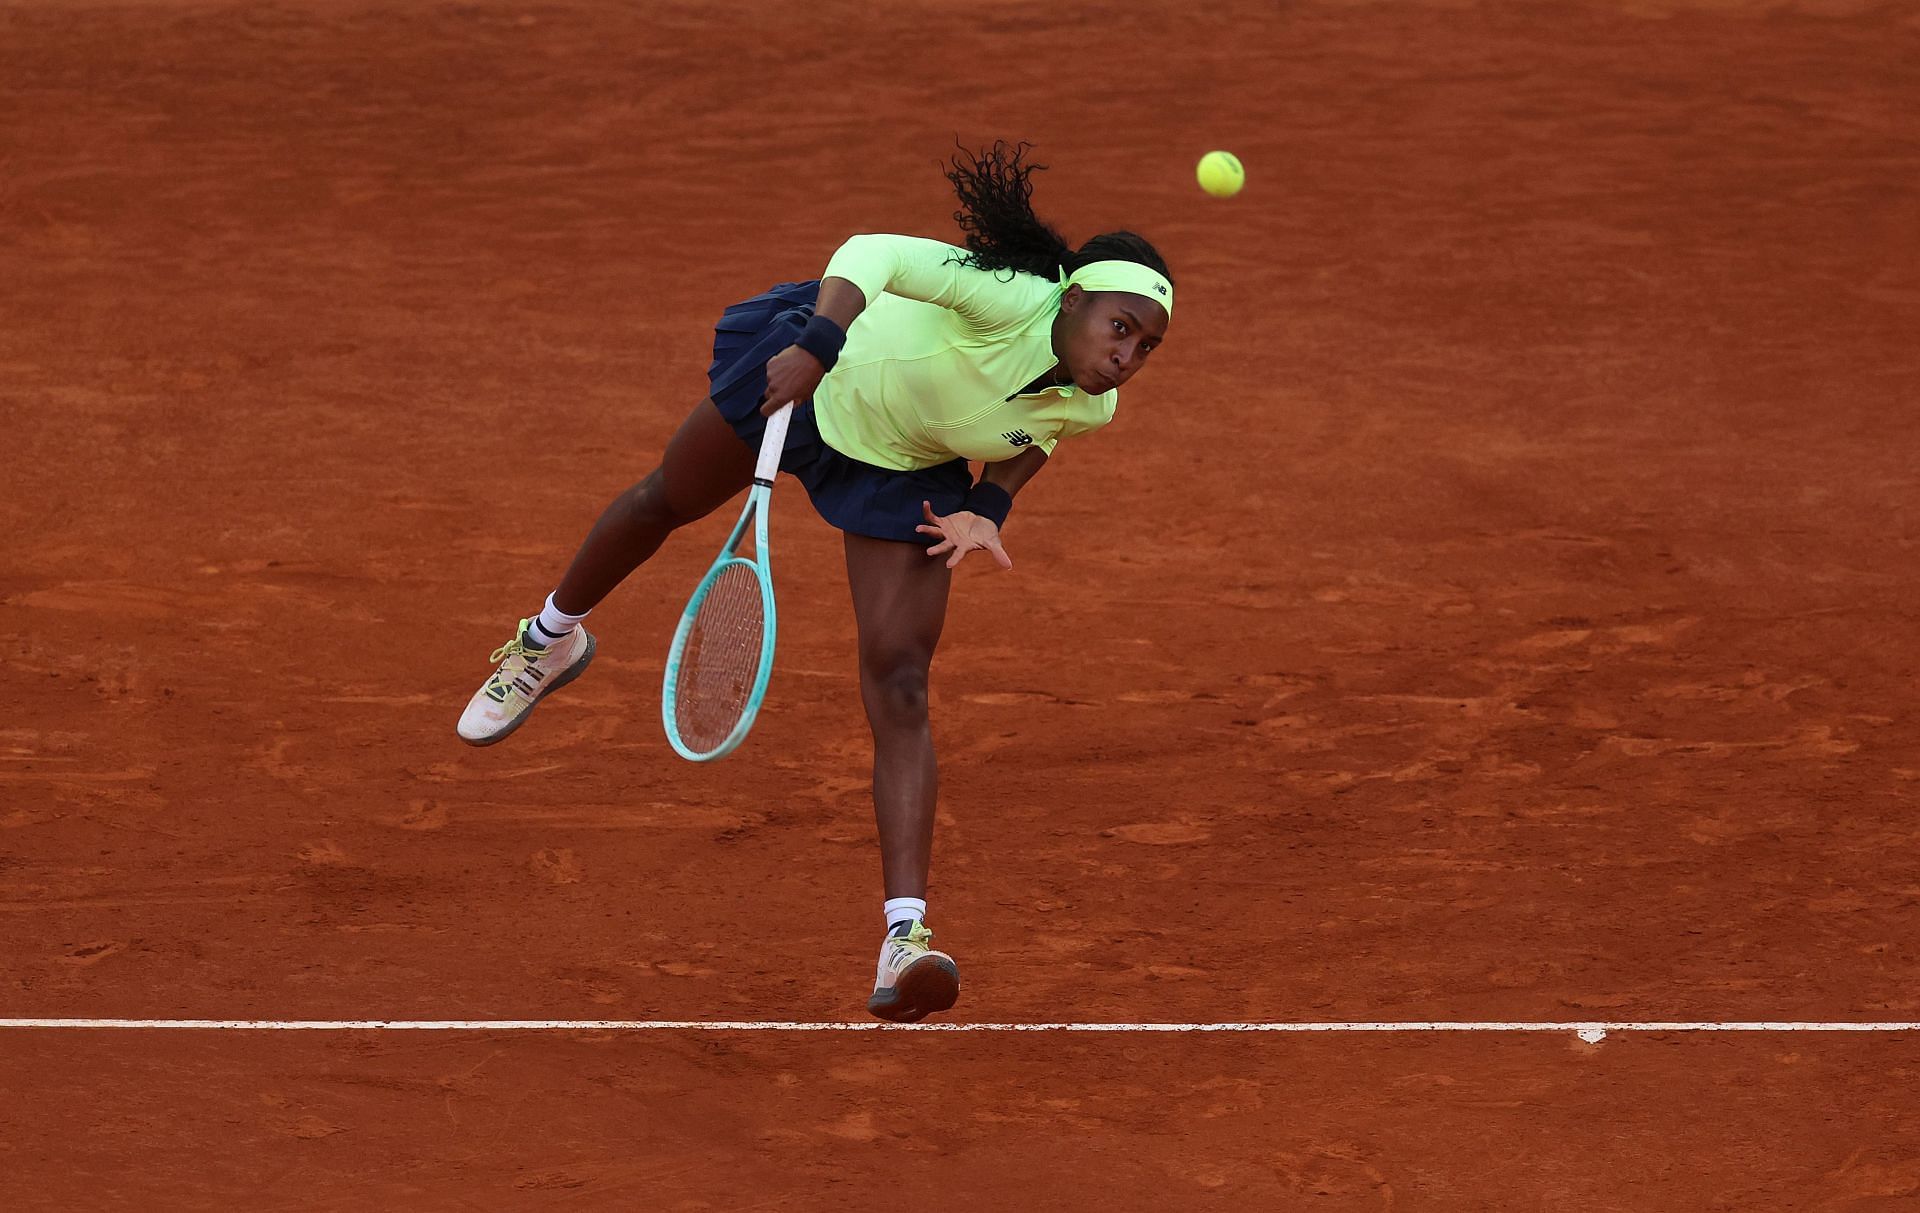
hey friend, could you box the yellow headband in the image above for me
[1063,260,1174,318]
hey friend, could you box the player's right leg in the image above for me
[456,399,755,746]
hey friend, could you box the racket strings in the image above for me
[671,562,767,754]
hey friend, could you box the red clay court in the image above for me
[3,0,1918,1207]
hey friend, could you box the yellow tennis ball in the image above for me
[1197,150,1245,198]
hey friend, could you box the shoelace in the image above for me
[488,635,532,666]
[890,922,935,956]
[483,622,548,705]
[877,923,940,992]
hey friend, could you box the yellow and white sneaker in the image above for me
[867,921,960,1023]
[456,619,596,746]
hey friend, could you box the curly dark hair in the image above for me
[942,140,1173,287]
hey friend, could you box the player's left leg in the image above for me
[844,531,961,1022]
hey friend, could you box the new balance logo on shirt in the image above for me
[1002,430,1033,448]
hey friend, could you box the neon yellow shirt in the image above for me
[813,234,1119,471]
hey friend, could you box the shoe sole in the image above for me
[866,954,960,1024]
[458,633,597,747]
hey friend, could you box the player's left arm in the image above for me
[917,447,1048,571]
[980,444,1048,499]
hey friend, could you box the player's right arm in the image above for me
[759,275,865,414]
[821,234,1036,329]
[760,234,1035,416]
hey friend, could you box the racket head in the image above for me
[661,549,778,762]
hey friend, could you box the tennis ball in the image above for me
[1197,150,1244,198]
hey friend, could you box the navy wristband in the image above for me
[962,480,1013,528]
[794,313,847,371]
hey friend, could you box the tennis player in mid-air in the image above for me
[456,141,1174,1022]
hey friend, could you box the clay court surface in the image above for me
[4,0,1918,1206]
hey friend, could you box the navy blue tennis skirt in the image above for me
[706,280,971,545]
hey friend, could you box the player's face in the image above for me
[1052,286,1169,394]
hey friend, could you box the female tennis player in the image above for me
[456,141,1173,1022]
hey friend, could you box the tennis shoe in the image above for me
[867,920,959,1023]
[456,618,595,746]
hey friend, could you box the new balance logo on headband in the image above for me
[1003,430,1033,448]
[1153,283,1169,297]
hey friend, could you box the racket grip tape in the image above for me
[755,403,794,484]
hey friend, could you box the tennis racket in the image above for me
[661,402,793,762]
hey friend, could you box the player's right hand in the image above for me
[760,345,825,415]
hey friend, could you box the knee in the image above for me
[861,650,933,722]
[619,470,684,531]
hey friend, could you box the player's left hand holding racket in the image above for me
[660,350,820,762]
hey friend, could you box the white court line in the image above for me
[1,1020,1917,1033]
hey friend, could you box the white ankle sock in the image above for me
[531,593,588,646]
[884,897,927,931]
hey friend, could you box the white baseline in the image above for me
[1,1020,1917,1033]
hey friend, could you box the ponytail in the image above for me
[943,140,1175,287]
[943,140,1072,279]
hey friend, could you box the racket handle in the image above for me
[755,402,794,484]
